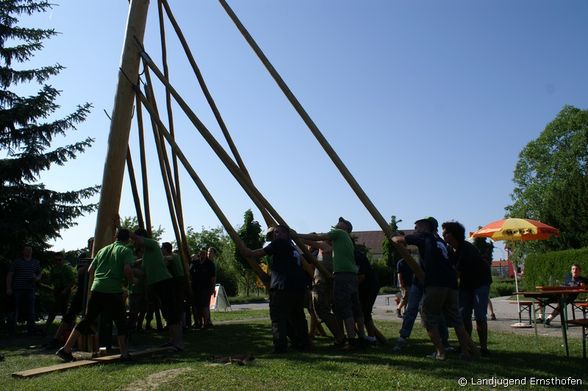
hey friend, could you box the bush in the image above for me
[490,280,516,298]
[522,247,588,290]
[372,258,394,288]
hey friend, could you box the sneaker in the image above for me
[56,347,74,363]
[490,313,497,321]
[480,348,490,357]
[427,352,446,361]
[119,354,136,364]
[544,318,551,327]
[396,309,403,318]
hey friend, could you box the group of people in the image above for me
[4,215,587,363]
[242,217,381,353]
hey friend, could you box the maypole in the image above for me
[93,0,150,253]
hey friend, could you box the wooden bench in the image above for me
[571,302,588,320]
[510,300,535,324]
[566,319,588,359]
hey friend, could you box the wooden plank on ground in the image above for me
[12,346,176,378]
[12,360,98,378]
[92,346,175,362]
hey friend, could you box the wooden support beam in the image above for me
[137,54,329,279]
[126,146,145,228]
[94,0,150,254]
[134,88,269,285]
[135,94,153,236]
[217,0,424,282]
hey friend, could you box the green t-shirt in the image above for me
[167,254,185,278]
[328,228,358,273]
[142,238,172,286]
[50,263,76,291]
[90,241,134,293]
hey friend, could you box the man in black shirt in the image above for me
[245,225,309,353]
[189,249,216,329]
[442,221,492,356]
[394,218,477,360]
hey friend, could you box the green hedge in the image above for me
[523,247,588,290]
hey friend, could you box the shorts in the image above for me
[459,285,490,322]
[333,273,363,320]
[150,278,181,325]
[421,286,461,329]
[75,291,127,336]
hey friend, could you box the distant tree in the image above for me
[381,215,402,268]
[0,1,98,258]
[120,216,164,242]
[185,226,228,255]
[234,210,264,296]
[506,105,588,255]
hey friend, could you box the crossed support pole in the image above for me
[94,0,423,293]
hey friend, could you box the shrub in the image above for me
[490,280,516,298]
[372,258,393,288]
[522,247,588,290]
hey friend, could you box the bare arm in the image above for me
[123,264,133,284]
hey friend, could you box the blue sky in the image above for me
[18,1,588,255]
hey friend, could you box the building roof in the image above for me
[351,229,415,258]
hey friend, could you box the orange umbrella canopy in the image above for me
[470,218,559,241]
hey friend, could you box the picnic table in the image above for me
[517,286,588,357]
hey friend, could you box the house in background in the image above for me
[351,230,415,260]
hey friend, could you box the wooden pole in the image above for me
[93,0,150,253]
[134,87,269,285]
[156,0,187,238]
[159,0,275,228]
[142,67,192,287]
[138,54,329,279]
[217,0,423,281]
[135,94,153,236]
[126,147,145,228]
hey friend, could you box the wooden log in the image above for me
[138,54,329,280]
[133,88,269,285]
[12,360,98,378]
[160,0,275,228]
[217,0,424,282]
[94,0,150,254]
[126,146,145,228]
[135,94,153,236]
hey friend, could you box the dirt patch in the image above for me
[124,367,192,391]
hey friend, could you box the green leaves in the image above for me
[507,105,588,252]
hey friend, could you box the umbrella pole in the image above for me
[514,264,522,323]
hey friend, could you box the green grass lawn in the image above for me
[1,314,586,391]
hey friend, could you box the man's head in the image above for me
[273,225,290,240]
[335,217,353,233]
[117,228,131,243]
[22,245,33,260]
[441,221,466,248]
[414,217,438,234]
[134,228,149,238]
[53,251,64,264]
[161,242,173,255]
[571,263,582,278]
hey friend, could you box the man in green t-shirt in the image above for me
[294,217,366,348]
[56,229,134,362]
[131,229,183,351]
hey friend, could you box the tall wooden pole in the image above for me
[218,0,423,281]
[93,0,150,253]
[160,0,275,228]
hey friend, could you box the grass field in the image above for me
[1,312,586,391]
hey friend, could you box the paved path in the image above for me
[229,295,586,339]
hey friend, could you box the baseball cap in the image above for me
[338,217,353,233]
[414,216,439,231]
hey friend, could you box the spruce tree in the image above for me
[0,0,99,258]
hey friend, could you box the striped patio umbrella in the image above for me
[470,218,559,242]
